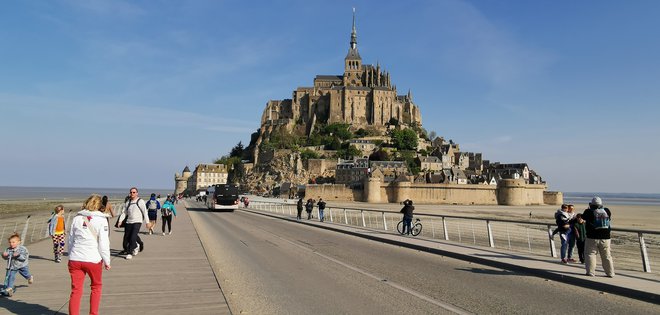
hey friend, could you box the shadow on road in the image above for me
[186,207,235,213]
[0,296,64,315]
[455,267,521,276]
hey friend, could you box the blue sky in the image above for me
[1,0,659,193]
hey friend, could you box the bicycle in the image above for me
[397,218,422,236]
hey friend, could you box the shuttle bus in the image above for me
[206,184,240,211]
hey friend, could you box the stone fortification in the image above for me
[309,178,548,206]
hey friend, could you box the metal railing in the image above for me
[0,203,125,247]
[249,201,659,274]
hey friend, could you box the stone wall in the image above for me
[543,191,564,205]
[309,179,558,206]
[307,159,338,175]
[305,184,361,202]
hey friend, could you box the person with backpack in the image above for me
[582,196,614,277]
[146,193,161,235]
[161,199,177,235]
[117,187,151,260]
[305,199,314,220]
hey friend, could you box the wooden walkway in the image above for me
[0,202,231,315]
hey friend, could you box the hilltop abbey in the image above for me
[259,11,421,141]
[176,11,562,206]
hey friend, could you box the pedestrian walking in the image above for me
[573,213,587,264]
[305,199,314,220]
[296,198,303,220]
[48,205,67,262]
[100,196,115,218]
[1,233,33,297]
[583,196,614,277]
[317,198,326,222]
[146,193,161,235]
[117,187,151,260]
[553,204,574,263]
[68,194,111,315]
[161,199,177,235]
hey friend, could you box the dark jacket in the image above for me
[305,201,313,212]
[400,204,414,219]
[297,199,303,211]
[317,200,326,210]
[582,206,611,239]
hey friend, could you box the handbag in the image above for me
[115,215,127,228]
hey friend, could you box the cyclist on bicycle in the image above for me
[400,199,415,235]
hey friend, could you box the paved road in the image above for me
[186,201,659,315]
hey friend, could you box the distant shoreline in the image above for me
[0,186,171,201]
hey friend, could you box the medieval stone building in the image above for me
[259,11,422,139]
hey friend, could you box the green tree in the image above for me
[355,128,368,137]
[300,149,320,161]
[369,149,390,161]
[390,128,418,151]
[396,151,420,175]
[230,141,244,158]
[324,123,353,140]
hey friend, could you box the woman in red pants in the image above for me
[67,194,111,315]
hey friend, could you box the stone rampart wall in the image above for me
[307,181,560,206]
[306,184,360,201]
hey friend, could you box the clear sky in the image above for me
[1,1,659,193]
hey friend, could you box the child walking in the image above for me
[48,205,67,262]
[2,233,33,297]
[573,213,587,264]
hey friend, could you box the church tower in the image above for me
[343,8,362,87]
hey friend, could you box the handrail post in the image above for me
[21,216,31,246]
[639,232,651,272]
[382,212,388,231]
[344,209,348,224]
[547,225,557,258]
[361,210,366,227]
[329,208,333,223]
[486,220,495,248]
[442,216,449,240]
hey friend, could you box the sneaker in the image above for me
[56,258,62,263]
[28,276,34,284]
[162,232,166,236]
[585,273,595,277]
[125,254,133,260]
[132,244,140,256]
[5,287,13,297]
[568,258,576,263]
[561,259,568,264]
[168,231,172,235]
[149,230,153,235]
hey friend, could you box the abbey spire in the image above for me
[350,7,357,50]
[344,8,362,86]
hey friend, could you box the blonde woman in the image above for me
[68,195,111,315]
[47,205,66,262]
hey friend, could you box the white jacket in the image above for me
[121,198,149,224]
[68,210,111,266]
